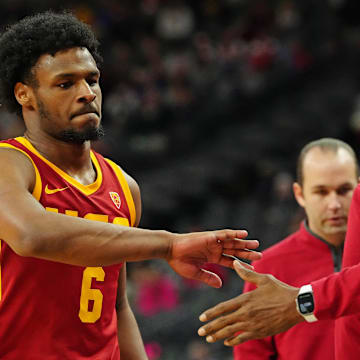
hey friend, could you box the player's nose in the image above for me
[77,80,96,104]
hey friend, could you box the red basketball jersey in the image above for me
[0,137,136,359]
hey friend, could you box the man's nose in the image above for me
[77,81,96,103]
[328,193,342,210]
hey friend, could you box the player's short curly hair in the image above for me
[0,10,103,116]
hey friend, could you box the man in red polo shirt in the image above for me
[233,138,359,360]
[197,139,360,359]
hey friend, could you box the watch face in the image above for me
[298,293,314,314]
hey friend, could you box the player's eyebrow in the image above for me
[53,70,100,79]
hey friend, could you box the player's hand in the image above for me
[167,230,261,288]
[197,260,304,345]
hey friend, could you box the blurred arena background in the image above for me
[1,0,360,358]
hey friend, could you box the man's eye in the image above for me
[338,188,351,195]
[58,82,72,89]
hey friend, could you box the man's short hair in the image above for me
[0,10,102,116]
[296,137,359,186]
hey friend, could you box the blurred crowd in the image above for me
[2,0,360,358]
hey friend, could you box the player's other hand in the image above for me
[197,260,303,345]
[167,230,261,288]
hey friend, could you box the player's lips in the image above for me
[71,107,99,119]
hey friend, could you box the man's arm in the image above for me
[311,263,360,320]
[197,260,303,345]
[198,183,360,344]
[198,260,360,346]
[116,264,148,360]
[0,149,261,288]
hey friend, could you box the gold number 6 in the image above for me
[79,267,105,323]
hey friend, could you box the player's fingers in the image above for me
[223,248,262,261]
[193,268,223,288]
[219,255,254,270]
[239,239,260,249]
[199,295,243,322]
[214,230,248,242]
[221,239,260,250]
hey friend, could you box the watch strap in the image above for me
[297,284,318,323]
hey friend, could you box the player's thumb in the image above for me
[233,260,261,285]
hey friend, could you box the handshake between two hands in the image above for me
[167,228,302,347]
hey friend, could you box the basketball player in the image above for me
[0,11,261,359]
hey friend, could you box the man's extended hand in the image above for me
[197,260,304,344]
[167,230,261,288]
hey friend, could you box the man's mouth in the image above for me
[326,216,346,225]
[71,108,99,119]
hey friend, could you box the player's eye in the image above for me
[58,81,73,89]
[87,78,98,87]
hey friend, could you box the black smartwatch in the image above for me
[296,285,318,323]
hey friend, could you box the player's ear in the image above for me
[14,82,34,109]
[293,182,305,208]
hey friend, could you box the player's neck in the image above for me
[23,131,96,185]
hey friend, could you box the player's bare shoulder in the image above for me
[0,145,36,193]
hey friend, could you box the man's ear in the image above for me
[293,182,305,208]
[14,82,34,108]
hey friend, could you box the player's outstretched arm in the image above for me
[197,260,304,345]
[0,149,261,286]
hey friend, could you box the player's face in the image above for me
[31,47,102,143]
[294,147,358,245]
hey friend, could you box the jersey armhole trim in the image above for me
[104,158,136,227]
[0,143,42,200]
[0,239,2,301]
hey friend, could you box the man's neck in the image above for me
[304,220,344,248]
[23,131,96,185]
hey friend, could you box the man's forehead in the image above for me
[303,147,357,183]
[304,146,352,163]
[34,47,99,76]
